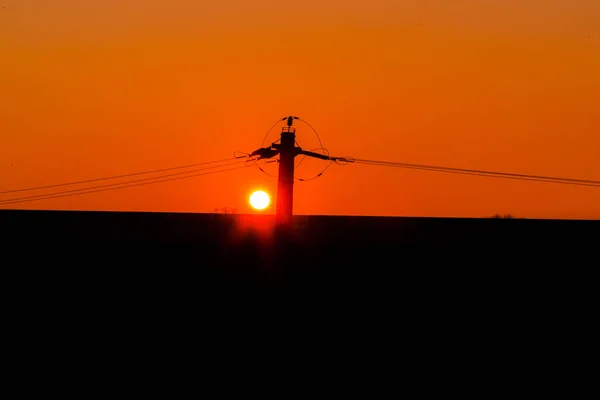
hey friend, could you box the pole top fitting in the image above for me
[283,116,299,127]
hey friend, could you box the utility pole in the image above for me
[273,116,300,228]
[249,116,350,232]
[248,116,352,286]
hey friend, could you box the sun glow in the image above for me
[249,190,270,210]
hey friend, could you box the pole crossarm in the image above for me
[249,145,353,163]
[249,146,280,160]
[300,150,354,163]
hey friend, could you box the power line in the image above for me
[295,147,330,170]
[261,117,289,148]
[0,158,252,205]
[0,159,254,205]
[354,158,600,187]
[297,118,325,150]
[0,156,241,195]
[353,158,600,188]
[254,158,278,179]
[294,148,336,182]
[0,161,265,207]
[298,161,335,182]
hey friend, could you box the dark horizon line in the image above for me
[0,208,598,222]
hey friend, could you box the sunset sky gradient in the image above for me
[1,0,599,218]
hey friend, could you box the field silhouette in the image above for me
[3,210,595,292]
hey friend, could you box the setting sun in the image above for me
[249,191,271,211]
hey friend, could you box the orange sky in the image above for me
[1,0,599,219]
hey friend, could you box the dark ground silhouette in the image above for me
[2,209,595,364]
[2,210,595,292]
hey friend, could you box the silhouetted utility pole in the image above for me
[250,116,349,232]
[273,117,300,227]
[249,116,352,287]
